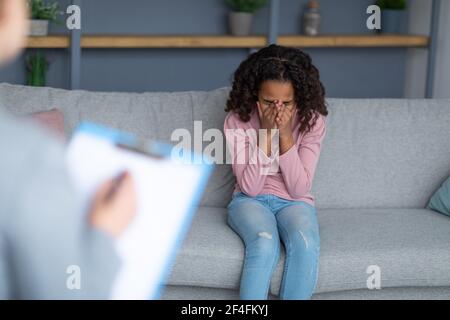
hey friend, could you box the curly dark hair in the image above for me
[226,44,328,134]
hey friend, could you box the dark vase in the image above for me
[381,10,407,34]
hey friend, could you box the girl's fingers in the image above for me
[268,106,277,120]
[269,111,276,122]
[280,108,291,123]
[277,109,284,120]
[257,102,263,118]
[270,112,278,122]
[285,111,292,123]
[263,104,273,117]
[279,109,291,127]
[278,108,285,120]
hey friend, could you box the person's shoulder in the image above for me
[224,110,240,122]
[311,113,327,139]
[0,111,62,160]
[224,111,242,129]
[224,110,256,130]
[300,112,326,139]
[0,112,67,220]
[314,113,327,129]
[0,112,65,186]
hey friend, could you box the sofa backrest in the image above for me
[1,83,450,209]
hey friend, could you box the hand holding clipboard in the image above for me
[66,123,213,300]
[89,171,137,239]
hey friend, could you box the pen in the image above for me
[105,171,128,202]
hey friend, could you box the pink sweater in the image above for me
[224,109,326,205]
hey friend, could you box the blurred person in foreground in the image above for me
[0,0,137,299]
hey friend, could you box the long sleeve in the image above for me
[0,115,120,299]
[224,113,276,197]
[278,115,326,199]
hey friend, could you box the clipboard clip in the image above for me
[116,140,166,160]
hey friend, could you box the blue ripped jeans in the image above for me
[227,192,320,300]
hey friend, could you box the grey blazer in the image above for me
[0,110,119,299]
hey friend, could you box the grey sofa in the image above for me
[1,83,450,300]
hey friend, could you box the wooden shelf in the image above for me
[25,34,429,49]
[279,35,429,48]
[81,35,268,48]
[26,36,70,48]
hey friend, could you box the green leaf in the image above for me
[375,0,407,10]
[28,0,62,22]
[26,51,49,87]
[225,0,268,13]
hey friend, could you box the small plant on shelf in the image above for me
[375,0,408,34]
[376,0,407,10]
[225,0,268,13]
[26,51,49,87]
[225,0,268,36]
[28,0,62,36]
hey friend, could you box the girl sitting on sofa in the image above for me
[224,44,328,300]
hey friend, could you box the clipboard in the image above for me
[66,122,213,300]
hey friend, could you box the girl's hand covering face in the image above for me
[276,104,295,137]
[258,99,295,135]
[257,101,278,130]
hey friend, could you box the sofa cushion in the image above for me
[312,98,450,209]
[428,176,450,217]
[191,87,235,207]
[2,84,450,209]
[0,84,236,208]
[28,109,65,139]
[168,207,450,295]
[0,84,196,143]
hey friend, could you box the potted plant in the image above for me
[28,0,61,36]
[376,0,408,34]
[226,0,268,36]
[26,51,49,87]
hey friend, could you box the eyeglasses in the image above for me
[259,99,296,111]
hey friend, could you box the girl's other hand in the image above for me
[276,105,294,138]
[257,101,278,131]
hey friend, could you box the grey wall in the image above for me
[434,0,450,98]
[404,0,450,99]
[0,0,416,97]
[404,0,430,99]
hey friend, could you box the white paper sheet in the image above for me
[66,126,209,300]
